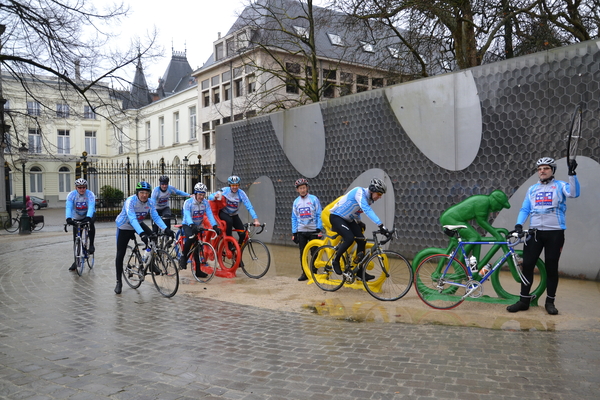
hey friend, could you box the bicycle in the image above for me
[309,229,413,301]
[414,225,542,309]
[63,220,94,276]
[233,223,271,279]
[4,213,44,233]
[123,233,180,297]
[175,227,218,283]
[156,214,178,253]
[413,225,547,305]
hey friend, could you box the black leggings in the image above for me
[72,214,96,246]
[219,210,245,244]
[181,224,202,265]
[153,207,172,233]
[297,231,320,267]
[329,214,365,266]
[115,222,152,282]
[520,230,564,299]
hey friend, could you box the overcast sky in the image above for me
[110,0,245,89]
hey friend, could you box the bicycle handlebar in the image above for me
[374,228,396,246]
[63,220,89,233]
[243,222,266,235]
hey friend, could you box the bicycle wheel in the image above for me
[490,250,547,301]
[240,239,271,279]
[32,219,44,231]
[191,242,217,283]
[75,236,85,276]
[82,227,94,270]
[151,249,179,297]
[123,245,144,289]
[4,217,19,233]
[363,250,413,301]
[217,236,240,271]
[415,254,469,310]
[309,245,346,292]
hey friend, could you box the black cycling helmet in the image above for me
[136,181,152,192]
[295,178,308,188]
[368,178,387,194]
[159,175,169,184]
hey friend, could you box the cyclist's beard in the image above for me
[540,175,554,184]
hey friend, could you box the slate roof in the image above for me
[156,50,196,99]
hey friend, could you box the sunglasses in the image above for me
[76,186,87,189]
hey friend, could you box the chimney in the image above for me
[218,32,221,39]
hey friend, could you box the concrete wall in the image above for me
[216,40,600,280]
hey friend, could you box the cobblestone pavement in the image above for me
[1,210,599,399]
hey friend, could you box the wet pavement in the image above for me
[1,209,599,399]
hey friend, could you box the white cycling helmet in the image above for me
[536,157,556,173]
[75,178,87,187]
[194,182,207,194]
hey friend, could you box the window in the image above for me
[323,69,336,98]
[237,30,250,49]
[215,42,224,61]
[28,128,42,153]
[203,91,210,107]
[29,166,43,194]
[327,33,344,46]
[201,79,209,90]
[57,130,70,154]
[85,131,97,155]
[247,75,256,93]
[372,78,384,88]
[246,110,256,118]
[56,103,69,118]
[173,112,180,143]
[203,132,211,150]
[224,83,231,101]
[286,62,301,75]
[189,106,197,139]
[234,113,244,121]
[357,75,369,93]
[294,26,308,39]
[360,41,375,53]
[115,126,124,154]
[213,88,220,104]
[202,122,210,132]
[27,101,41,116]
[84,105,95,119]
[159,117,165,147]
[286,77,299,94]
[211,75,220,87]
[234,79,243,97]
[226,38,236,57]
[340,72,353,96]
[145,122,151,150]
[222,70,231,82]
[59,166,71,195]
[223,116,231,124]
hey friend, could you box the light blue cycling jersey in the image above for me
[115,194,166,234]
[517,175,580,230]
[209,187,258,219]
[291,194,322,233]
[65,189,96,220]
[151,185,188,210]
[330,187,382,226]
[182,197,217,227]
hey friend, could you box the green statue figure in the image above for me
[439,190,511,259]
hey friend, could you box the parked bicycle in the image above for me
[309,229,413,301]
[64,220,94,276]
[414,225,544,309]
[123,232,179,297]
[175,226,218,283]
[4,214,44,233]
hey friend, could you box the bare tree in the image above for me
[0,0,160,152]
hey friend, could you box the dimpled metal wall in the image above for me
[217,40,600,278]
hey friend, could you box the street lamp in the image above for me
[17,142,30,235]
[182,156,188,192]
[198,155,202,185]
[81,151,88,180]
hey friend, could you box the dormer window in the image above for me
[360,41,374,53]
[327,33,343,46]
[388,46,400,59]
[294,26,308,39]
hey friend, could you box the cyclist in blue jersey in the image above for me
[329,178,390,281]
[151,175,189,234]
[113,181,174,295]
[209,175,260,248]
[65,178,97,271]
[291,178,322,281]
[179,182,222,276]
[508,157,580,315]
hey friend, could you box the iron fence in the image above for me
[77,156,215,221]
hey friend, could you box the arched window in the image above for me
[59,166,71,200]
[29,166,43,196]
